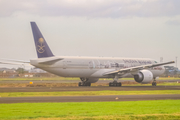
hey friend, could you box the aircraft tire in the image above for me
[152,82,156,86]
[109,82,121,87]
[78,82,82,86]
[86,82,91,86]
[109,82,114,87]
[79,82,91,86]
[118,82,122,87]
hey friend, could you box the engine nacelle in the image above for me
[134,70,153,84]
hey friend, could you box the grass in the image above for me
[0,80,180,88]
[0,77,130,81]
[1,81,180,87]
[0,77,80,81]
[0,100,180,120]
[158,77,180,80]
[157,82,180,86]
[0,90,180,97]
[119,82,180,86]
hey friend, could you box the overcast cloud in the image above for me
[0,0,180,69]
[1,0,180,18]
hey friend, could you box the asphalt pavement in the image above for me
[0,94,179,103]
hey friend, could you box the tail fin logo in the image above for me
[37,38,45,53]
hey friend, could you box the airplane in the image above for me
[1,22,175,87]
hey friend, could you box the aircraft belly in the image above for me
[40,67,96,77]
[64,69,96,77]
[90,69,115,78]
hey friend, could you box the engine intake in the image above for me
[134,70,153,84]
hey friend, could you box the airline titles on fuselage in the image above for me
[87,59,162,70]
[123,59,152,64]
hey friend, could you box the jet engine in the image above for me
[134,70,153,84]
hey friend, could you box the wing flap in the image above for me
[104,61,175,76]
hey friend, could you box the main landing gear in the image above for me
[152,78,157,86]
[78,78,91,86]
[109,81,122,87]
[109,76,122,87]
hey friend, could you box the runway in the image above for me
[0,86,180,103]
[0,85,180,103]
[0,86,180,92]
[0,94,180,103]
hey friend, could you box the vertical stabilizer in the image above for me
[30,22,54,58]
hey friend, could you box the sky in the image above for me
[0,0,180,69]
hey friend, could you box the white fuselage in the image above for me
[30,56,165,78]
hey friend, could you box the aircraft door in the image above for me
[63,61,67,69]
[104,61,110,69]
[89,60,95,69]
[94,60,100,69]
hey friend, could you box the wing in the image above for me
[0,61,32,66]
[103,61,175,76]
[0,59,30,63]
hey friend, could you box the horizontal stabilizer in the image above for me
[32,57,63,65]
[0,59,30,63]
[38,58,63,65]
[0,61,32,66]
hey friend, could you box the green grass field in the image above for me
[127,82,180,86]
[0,77,133,81]
[0,77,80,81]
[0,90,180,97]
[0,100,180,120]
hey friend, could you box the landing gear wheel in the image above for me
[78,78,91,87]
[78,82,82,86]
[152,82,156,86]
[78,82,91,87]
[109,82,122,87]
[117,82,122,86]
[85,82,91,86]
[109,82,114,86]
